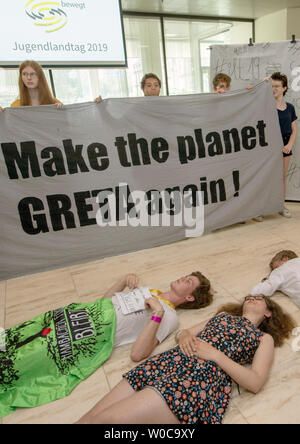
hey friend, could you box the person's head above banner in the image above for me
[14,60,59,107]
[140,73,162,97]
[212,73,232,94]
[94,72,162,103]
[0,60,62,110]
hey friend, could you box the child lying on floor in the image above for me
[250,250,300,308]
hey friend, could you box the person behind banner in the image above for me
[212,73,232,94]
[94,73,162,103]
[270,72,298,218]
[212,72,258,94]
[103,271,213,361]
[0,60,62,111]
[245,73,298,220]
[140,73,161,96]
[250,250,300,308]
[212,73,249,224]
[212,73,271,224]
[76,295,295,424]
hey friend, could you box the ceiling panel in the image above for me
[121,0,300,19]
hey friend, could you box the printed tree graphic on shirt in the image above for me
[0,303,114,390]
[0,316,52,389]
[15,328,52,349]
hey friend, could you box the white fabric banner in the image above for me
[210,40,300,201]
[0,82,283,279]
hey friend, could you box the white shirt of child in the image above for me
[250,258,300,308]
[112,287,178,347]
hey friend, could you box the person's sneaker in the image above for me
[279,206,292,218]
[253,216,263,222]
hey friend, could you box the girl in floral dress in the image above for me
[77,295,295,424]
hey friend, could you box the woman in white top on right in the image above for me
[250,250,300,308]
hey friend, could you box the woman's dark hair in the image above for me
[140,73,161,90]
[271,72,288,96]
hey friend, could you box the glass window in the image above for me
[53,16,165,103]
[0,15,253,106]
[164,19,253,95]
[0,69,19,107]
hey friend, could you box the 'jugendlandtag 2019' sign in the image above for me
[0,0,126,66]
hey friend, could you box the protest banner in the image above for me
[0,82,283,279]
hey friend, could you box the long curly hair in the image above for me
[217,297,296,347]
[18,60,57,106]
[178,271,213,310]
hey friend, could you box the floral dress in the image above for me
[123,313,264,424]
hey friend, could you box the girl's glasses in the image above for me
[244,295,265,301]
[22,72,38,78]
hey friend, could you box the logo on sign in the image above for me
[25,0,68,33]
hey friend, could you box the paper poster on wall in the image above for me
[0,0,127,67]
[210,40,300,201]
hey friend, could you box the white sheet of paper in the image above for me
[115,287,152,315]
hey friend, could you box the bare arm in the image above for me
[215,334,274,393]
[102,273,139,298]
[250,270,284,297]
[246,77,270,90]
[130,297,164,362]
[284,120,298,154]
[195,333,274,394]
[104,274,163,361]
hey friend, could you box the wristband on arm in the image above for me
[151,315,162,323]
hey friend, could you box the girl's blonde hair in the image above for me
[269,250,298,270]
[18,60,56,106]
[217,297,296,347]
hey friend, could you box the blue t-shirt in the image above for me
[277,102,297,144]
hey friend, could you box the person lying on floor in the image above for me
[250,250,300,308]
[76,295,295,424]
[0,270,212,419]
[103,272,212,361]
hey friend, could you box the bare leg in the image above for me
[77,380,179,424]
[283,156,291,201]
[76,378,135,424]
[77,384,179,425]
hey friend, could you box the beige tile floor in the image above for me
[1,202,300,424]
